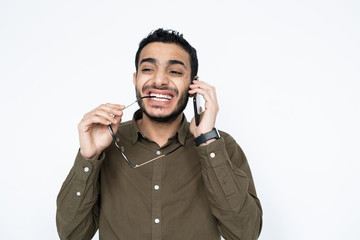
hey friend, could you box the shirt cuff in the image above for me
[73,150,105,183]
[195,137,229,168]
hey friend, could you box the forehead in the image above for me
[139,42,190,66]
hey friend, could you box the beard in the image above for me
[136,85,189,123]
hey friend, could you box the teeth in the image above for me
[150,93,173,101]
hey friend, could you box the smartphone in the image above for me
[193,77,201,126]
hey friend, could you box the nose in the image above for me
[153,70,169,87]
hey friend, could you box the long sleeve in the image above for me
[56,151,104,240]
[196,133,263,240]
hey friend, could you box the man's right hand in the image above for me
[78,103,125,160]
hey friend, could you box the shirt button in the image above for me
[154,185,160,190]
[76,192,81,196]
[84,167,89,172]
[210,152,216,158]
[154,218,160,223]
[156,150,161,155]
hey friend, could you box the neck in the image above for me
[136,113,183,147]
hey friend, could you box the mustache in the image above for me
[142,84,179,96]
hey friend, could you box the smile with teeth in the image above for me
[150,93,173,101]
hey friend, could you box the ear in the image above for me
[133,72,137,85]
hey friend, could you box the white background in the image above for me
[1,0,359,239]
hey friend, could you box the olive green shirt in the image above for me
[56,111,262,240]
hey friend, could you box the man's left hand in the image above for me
[188,79,219,142]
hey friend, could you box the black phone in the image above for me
[193,77,201,126]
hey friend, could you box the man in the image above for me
[56,28,262,240]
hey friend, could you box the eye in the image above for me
[142,68,153,72]
[170,70,182,75]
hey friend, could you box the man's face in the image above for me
[133,42,192,122]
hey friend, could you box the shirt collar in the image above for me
[130,109,189,145]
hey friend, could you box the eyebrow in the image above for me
[139,58,156,65]
[139,58,187,69]
[168,59,187,69]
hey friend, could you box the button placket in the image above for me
[151,157,162,239]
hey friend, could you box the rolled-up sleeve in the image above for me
[196,134,262,240]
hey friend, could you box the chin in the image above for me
[143,110,181,123]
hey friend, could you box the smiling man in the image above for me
[56,29,262,240]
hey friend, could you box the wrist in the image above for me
[194,127,213,138]
[199,138,216,146]
[80,149,101,161]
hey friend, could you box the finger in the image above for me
[188,87,215,102]
[98,103,125,116]
[84,104,125,119]
[112,115,122,125]
[189,86,219,114]
[189,81,214,94]
[79,115,113,131]
[104,103,125,109]
[189,116,196,134]
[83,109,122,126]
[190,79,212,89]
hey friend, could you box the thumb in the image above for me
[189,117,196,135]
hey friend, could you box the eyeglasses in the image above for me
[107,96,182,168]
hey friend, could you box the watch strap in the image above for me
[194,128,220,146]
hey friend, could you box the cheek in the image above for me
[134,77,148,90]
[179,80,191,92]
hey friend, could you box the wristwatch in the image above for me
[194,128,220,146]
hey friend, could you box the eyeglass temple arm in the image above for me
[131,145,182,168]
[107,95,155,142]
